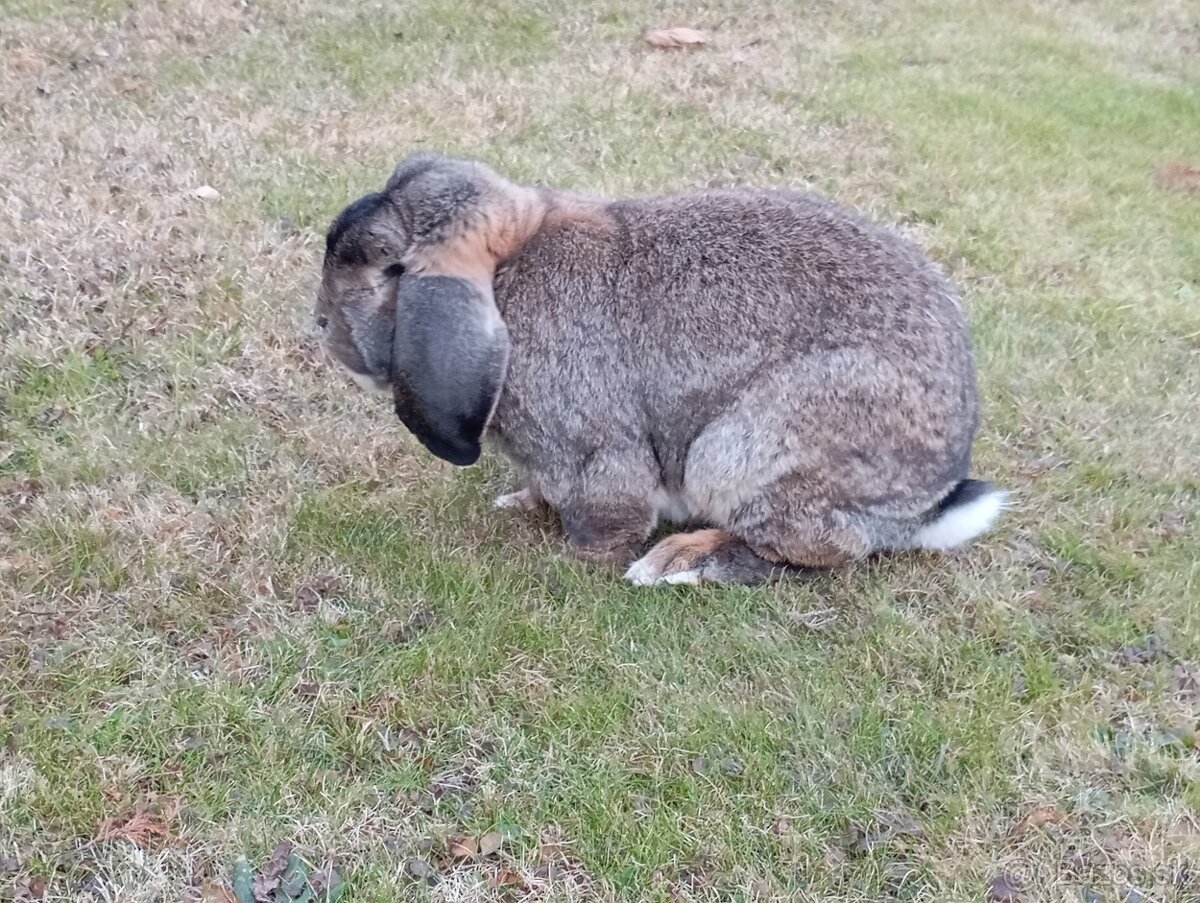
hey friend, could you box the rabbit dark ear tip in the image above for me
[421,436,481,467]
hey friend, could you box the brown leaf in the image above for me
[987,873,1024,902]
[1010,804,1067,837]
[479,831,504,857]
[260,841,294,880]
[1156,162,1200,193]
[250,874,279,902]
[293,679,320,699]
[199,878,237,903]
[644,26,707,49]
[95,800,180,849]
[447,836,478,859]
[309,862,342,898]
[487,867,525,889]
[16,876,47,900]
[874,809,924,837]
[1171,663,1200,700]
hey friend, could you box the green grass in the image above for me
[2,0,1199,900]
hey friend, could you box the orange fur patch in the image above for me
[641,528,729,571]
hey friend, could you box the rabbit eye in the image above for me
[315,314,329,329]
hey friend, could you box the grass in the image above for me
[2,0,1199,900]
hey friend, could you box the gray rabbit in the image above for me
[314,152,1005,585]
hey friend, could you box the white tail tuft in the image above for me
[913,488,1008,551]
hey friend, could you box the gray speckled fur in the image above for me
[315,153,989,581]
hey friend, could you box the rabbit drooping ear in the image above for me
[391,274,509,466]
[381,154,544,466]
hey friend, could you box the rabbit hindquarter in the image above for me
[489,191,1006,584]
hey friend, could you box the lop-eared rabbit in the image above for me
[314,152,1005,585]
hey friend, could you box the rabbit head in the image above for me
[315,152,544,465]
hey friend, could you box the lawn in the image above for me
[1,0,1198,900]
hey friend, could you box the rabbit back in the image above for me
[492,189,977,524]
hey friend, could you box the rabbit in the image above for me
[313,151,1006,585]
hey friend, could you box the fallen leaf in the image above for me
[1156,162,1200,193]
[1116,635,1168,664]
[1171,663,1200,700]
[294,575,341,611]
[448,836,478,859]
[95,800,180,849]
[192,185,220,200]
[249,873,278,902]
[406,858,434,880]
[199,878,237,903]
[487,867,525,889]
[16,876,47,900]
[720,756,745,776]
[1010,804,1067,837]
[986,873,1023,902]
[309,862,344,899]
[883,861,917,888]
[293,680,319,699]
[643,26,707,49]
[874,809,924,837]
[0,856,21,873]
[1156,510,1188,540]
[479,832,504,857]
[260,841,293,881]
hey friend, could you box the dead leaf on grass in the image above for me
[487,866,525,889]
[1172,663,1200,701]
[293,574,341,611]
[199,878,237,903]
[479,831,504,857]
[191,185,220,200]
[250,841,293,900]
[308,862,343,899]
[95,799,180,848]
[874,809,924,837]
[1010,804,1067,837]
[447,836,478,860]
[15,875,47,900]
[643,26,707,49]
[1156,162,1200,193]
[986,873,1024,902]
[406,857,435,880]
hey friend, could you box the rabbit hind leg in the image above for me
[624,529,793,586]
